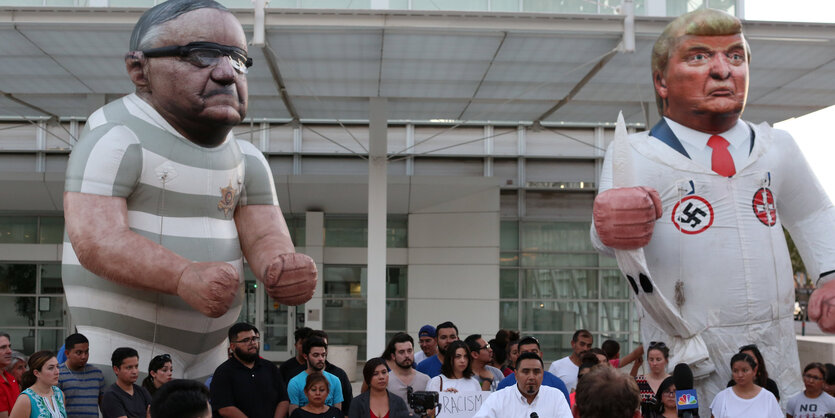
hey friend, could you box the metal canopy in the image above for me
[1,7,834,127]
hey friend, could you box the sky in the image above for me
[744,1,835,199]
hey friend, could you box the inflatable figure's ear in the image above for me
[125,51,150,89]
[654,71,668,98]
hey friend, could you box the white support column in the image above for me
[367,97,388,360]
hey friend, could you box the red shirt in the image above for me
[0,370,20,413]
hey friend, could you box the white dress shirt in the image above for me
[664,117,751,172]
[473,384,572,418]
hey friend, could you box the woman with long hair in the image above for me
[502,340,519,376]
[786,362,835,418]
[425,341,480,393]
[348,358,408,418]
[709,353,781,418]
[644,376,676,418]
[141,354,173,396]
[291,373,343,418]
[9,350,66,418]
[635,341,670,413]
[726,344,779,401]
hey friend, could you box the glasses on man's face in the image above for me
[662,390,676,397]
[479,343,491,351]
[234,336,260,345]
[139,41,253,74]
[804,374,824,381]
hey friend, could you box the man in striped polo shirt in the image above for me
[62,0,317,379]
[58,333,105,418]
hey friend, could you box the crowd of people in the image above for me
[3,324,835,418]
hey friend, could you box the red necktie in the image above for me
[707,135,736,177]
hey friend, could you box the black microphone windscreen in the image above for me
[672,363,694,390]
[530,413,538,418]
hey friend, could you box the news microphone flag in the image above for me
[676,389,698,411]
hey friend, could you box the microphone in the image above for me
[672,363,699,417]
[530,413,538,418]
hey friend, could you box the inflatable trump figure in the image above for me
[591,8,835,414]
[62,0,317,378]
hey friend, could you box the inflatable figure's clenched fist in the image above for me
[177,262,240,318]
[263,253,318,306]
[593,186,663,250]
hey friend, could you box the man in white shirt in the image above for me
[474,352,572,418]
[548,330,592,392]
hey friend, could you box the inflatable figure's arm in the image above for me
[591,144,663,251]
[234,205,317,306]
[771,128,835,332]
[64,192,239,318]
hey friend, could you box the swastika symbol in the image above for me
[671,195,714,235]
[677,202,707,228]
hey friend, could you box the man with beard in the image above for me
[416,321,458,378]
[473,352,572,418]
[210,323,289,418]
[286,337,343,414]
[383,333,430,414]
[497,336,570,404]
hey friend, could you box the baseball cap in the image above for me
[418,325,436,338]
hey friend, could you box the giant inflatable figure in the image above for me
[62,0,317,378]
[591,8,835,414]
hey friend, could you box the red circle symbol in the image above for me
[752,188,777,226]
[671,195,714,235]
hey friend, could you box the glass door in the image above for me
[241,270,293,362]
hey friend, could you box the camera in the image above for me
[407,386,439,417]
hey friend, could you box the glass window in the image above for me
[322,265,407,355]
[0,296,35,327]
[521,300,599,332]
[500,252,519,267]
[324,217,407,248]
[499,269,518,298]
[500,220,638,361]
[37,296,64,327]
[39,265,63,294]
[666,0,705,16]
[521,222,594,252]
[500,221,518,251]
[286,216,306,248]
[326,218,367,247]
[0,217,37,244]
[522,269,598,299]
[39,217,64,244]
[0,264,37,294]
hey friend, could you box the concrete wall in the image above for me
[407,177,501,338]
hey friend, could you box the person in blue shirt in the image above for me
[416,321,458,378]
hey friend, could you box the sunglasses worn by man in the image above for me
[139,41,253,74]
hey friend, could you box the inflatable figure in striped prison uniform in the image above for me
[62,0,317,379]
